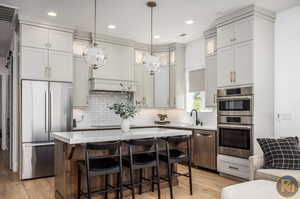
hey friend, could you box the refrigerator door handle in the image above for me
[23,142,55,147]
[49,90,52,132]
[45,91,48,134]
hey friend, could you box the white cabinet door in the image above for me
[49,50,73,82]
[234,41,253,85]
[48,29,73,53]
[205,56,217,107]
[154,66,170,108]
[134,65,145,105]
[92,43,134,81]
[21,24,49,49]
[217,23,235,49]
[235,17,253,44]
[143,72,154,107]
[217,46,234,87]
[206,37,217,57]
[73,57,89,107]
[21,47,48,80]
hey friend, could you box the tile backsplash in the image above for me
[73,92,217,129]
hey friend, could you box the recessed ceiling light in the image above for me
[107,24,116,29]
[48,11,57,17]
[185,20,195,25]
[154,35,160,39]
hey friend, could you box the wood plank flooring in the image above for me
[0,150,239,199]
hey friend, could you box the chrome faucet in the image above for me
[190,109,201,126]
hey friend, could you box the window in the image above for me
[186,71,213,112]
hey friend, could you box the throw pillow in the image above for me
[257,137,300,170]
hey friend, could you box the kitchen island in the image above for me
[53,128,192,199]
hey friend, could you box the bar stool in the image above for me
[77,141,123,199]
[122,138,161,199]
[159,135,193,199]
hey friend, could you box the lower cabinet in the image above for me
[193,130,217,170]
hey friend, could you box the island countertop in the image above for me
[53,127,192,144]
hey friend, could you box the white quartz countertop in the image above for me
[73,122,217,131]
[53,128,192,144]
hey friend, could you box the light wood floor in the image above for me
[0,150,239,199]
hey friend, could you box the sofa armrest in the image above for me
[249,154,264,180]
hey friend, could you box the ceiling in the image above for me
[1,0,300,44]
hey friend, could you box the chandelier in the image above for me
[143,1,160,76]
[83,0,107,69]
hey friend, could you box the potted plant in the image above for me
[157,114,168,121]
[109,102,139,132]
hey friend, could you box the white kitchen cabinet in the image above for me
[73,56,89,107]
[205,56,217,107]
[235,17,253,44]
[134,64,154,107]
[21,24,73,53]
[48,50,73,82]
[235,41,253,85]
[154,65,170,108]
[48,29,73,53]
[21,47,49,80]
[218,17,253,49]
[21,25,49,49]
[217,46,235,87]
[92,43,134,81]
[217,23,235,49]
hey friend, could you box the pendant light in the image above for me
[83,0,107,69]
[143,1,160,76]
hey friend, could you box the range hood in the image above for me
[89,78,136,92]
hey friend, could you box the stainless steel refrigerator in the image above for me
[21,80,72,180]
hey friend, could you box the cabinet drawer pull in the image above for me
[228,166,239,170]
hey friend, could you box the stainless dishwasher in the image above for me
[193,130,217,170]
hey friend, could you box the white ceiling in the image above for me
[1,0,300,44]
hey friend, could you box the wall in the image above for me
[0,57,6,67]
[275,5,300,137]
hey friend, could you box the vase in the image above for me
[121,119,130,132]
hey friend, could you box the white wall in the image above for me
[275,6,300,137]
[185,38,205,71]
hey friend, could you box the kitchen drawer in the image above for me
[217,155,250,179]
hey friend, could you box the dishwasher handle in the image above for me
[195,133,213,138]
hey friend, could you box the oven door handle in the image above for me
[218,124,251,129]
[217,96,252,100]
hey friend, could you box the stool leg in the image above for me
[167,160,173,199]
[155,141,161,199]
[139,169,143,194]
[151,167,155,192]
[105,174,109,199]
[77,167,81,199]
[187,136,193,195]
[129,166,135,199]
[86,172,91,199]
[117,173,120,199]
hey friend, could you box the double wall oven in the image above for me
[217,87,253,159]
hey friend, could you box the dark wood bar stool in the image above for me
[159,135,193,199]
[122,138,161,199]
[77,141,123,199]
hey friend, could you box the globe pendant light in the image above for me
[83,0,107,69]
[143,1,160,76]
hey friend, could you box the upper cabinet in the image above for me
[20,23,74,82]
[134,44,185,109]
[91,42,134,82]
[73,56,89,107]
[206,37,217,57]
[217,17,253,49]
[217,16,254,87]
[21,24,73,53]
